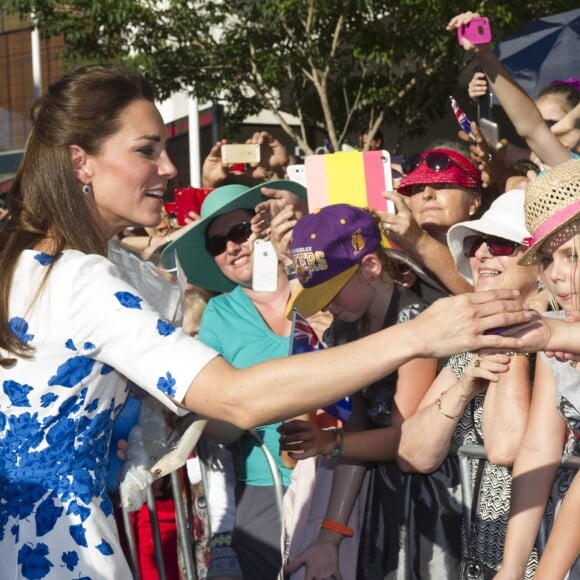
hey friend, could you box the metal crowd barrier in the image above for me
[120,439,579,580]
[120,428,286,580]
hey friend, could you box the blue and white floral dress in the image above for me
[0,250,217,579]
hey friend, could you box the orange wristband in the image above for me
[320,519,353,537]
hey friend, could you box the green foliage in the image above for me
[3,0,577,151]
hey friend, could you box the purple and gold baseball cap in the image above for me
[285,204,381,318]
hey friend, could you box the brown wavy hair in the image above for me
[0,64,155,367]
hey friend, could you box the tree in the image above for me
[4,0,577,152]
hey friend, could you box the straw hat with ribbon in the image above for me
[518,159,580,266]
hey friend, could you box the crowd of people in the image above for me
[1,8,579,580]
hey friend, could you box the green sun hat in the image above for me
[160,179,307,293]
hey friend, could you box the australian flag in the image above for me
[289,308,352,422]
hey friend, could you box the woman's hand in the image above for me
[267,205,298,262]
[284,537,343,580]
[254,186,308,224]
[468,71,488,100]
[378,190,424,250]
[278,419,336,460]
[457,353,511,399]
[245,131,289,180]
[447,12,487,52]
[201,140,232,188]
[458,121,512,190]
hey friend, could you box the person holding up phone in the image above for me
[380,147,483,299]
[465,71,580,191]
[162,179,318,579]
[202,131,291,190]
[449,12,579,174]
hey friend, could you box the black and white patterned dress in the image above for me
[448,352,540,579]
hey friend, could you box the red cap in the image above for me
[397,149,482,195]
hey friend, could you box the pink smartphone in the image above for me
[457,17,492,45]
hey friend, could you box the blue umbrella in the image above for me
[494,8,580,99]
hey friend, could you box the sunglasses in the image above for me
[205,221,253,256]
[463,235,520,258]
[403,152,476,181]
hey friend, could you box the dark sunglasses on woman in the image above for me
[403,151,473,178]
[463,235,520,258]
[205,221,253,256]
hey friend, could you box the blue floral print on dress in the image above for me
[157,319,175,336]
[9,317,34,343]
[3,380,33,407]
[18,542,53,579]
[40,393,58,408]
[48,357,95,388]
[61,550,79,571]
[35,495,63,536]
[95,539,114,556]
[114,291,143,309]
[34,252,61,266]
[157,371,177,397]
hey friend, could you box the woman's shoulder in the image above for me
[18,248,119,282]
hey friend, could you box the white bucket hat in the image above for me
[447,189,530,284]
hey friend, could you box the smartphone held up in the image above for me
[457,17,492,45]
[252,239,278,292]
[221,143,261,164]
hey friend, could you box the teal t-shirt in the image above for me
[198,286,293,487]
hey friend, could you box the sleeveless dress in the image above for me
[447,353,540,579]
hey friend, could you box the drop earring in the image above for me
[537,280,545,290]
[82,183,92,195]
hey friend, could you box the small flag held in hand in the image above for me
[289,308,352,422]
[449,95,476,141]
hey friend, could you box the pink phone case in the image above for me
[457,17,492,45]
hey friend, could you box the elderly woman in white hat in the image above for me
[398,189,544,578]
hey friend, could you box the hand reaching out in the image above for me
[278,419,336,460]
[254,186,307,224]
[545,310,580,363]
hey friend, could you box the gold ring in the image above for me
[473,359,480,367]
